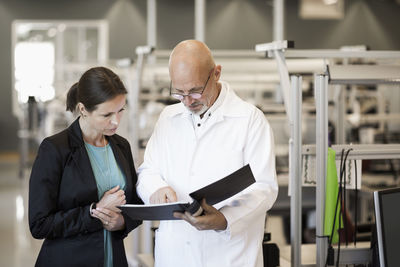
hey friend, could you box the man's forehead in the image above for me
[171,78,204,91]
[170,59,205,73]
[171,66,207,82]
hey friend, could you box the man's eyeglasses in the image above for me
[170,70,212,101]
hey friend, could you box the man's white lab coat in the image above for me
[137,82,278,267]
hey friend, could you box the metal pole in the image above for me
[273,49,291,122]
[273,0,285,105]
[335,84,345,144]
[147,0,157,64]
[18,108,28,179]
[77,27,86,62]
[130,55,143,166]
[377,87,386,133]
[122,62,140,261]
[98,21,109,64]
[290,75,302,267]
[131,46,155,256]
[315,74,329,267]
[194,0,206,42]
[128,54,143,260]
[273,0,284,41]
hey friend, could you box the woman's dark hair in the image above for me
[66,66,127,112]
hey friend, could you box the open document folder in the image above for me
[119,164,256,220]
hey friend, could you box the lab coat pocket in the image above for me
[155,226,204,267]
[204,230,249,267]
[154,229,175,267]
[154,227,190,267]
[208,147,244,175]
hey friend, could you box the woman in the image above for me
[29,66,142,267]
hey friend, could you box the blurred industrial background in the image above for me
[1,0,400,266]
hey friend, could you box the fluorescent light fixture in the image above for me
[323,0,338,5]
[300,0,344,19]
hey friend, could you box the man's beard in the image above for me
[186,102,208,116]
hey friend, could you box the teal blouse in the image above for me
[85,142,126,267]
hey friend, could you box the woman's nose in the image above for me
[110,114,119,126]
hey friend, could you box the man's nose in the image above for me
[182,95,195,105]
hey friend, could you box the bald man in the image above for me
[137,40,278,267]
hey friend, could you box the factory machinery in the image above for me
[11,21,400,265]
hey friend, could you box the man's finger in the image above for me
[173,211,196,224]
[166,190,177,202]
[149,194,156,204]
[200,198,215,213]
[173,212,184,219]
[183,211,199,224]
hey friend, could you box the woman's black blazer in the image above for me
[29,118,143,267]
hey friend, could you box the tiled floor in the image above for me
[0,158,42,267]
[0,155,288,267]
[0,156,142,267]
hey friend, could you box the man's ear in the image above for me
[214,65,222,81]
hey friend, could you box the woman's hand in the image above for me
[92,207,126,231]
[97,185,126,212]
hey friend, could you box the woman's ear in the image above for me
[77,102,87,117]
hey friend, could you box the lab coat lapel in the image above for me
[195,112,224,140]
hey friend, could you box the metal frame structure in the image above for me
[313,72,400,266]
[289,75,302,266]
[194,0,206,42]
[131,45,155,259]
[256,40,400,267]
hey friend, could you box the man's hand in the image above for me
[173,199,227,231]
[149,186,177,204]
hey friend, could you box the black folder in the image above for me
[119,164,256,221]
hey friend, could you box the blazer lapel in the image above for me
[68,118,99,199]
[109,138,132,199]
